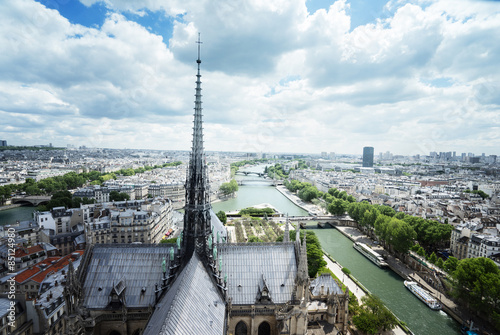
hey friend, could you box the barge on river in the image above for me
[404,280,442,310]
[352,242,388,267]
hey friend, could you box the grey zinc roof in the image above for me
[144,253,225,335]
[218,243,297,305]
[310,274,343,296]
[0,298,11,318]
[82,244,177,309]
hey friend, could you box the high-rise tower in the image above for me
[363,146,374,167]
[181,33,212,264]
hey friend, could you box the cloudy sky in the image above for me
[1,0,499,156]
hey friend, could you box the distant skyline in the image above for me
[1,0,499,156]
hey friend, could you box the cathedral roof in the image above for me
[218,243,297,305]
[144,253,225,335]
[310,274,343,296]
[81,244,178,309]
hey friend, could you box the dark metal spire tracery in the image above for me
[182,33,212,264]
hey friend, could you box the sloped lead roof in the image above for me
[218,243,297,305]
[310,274,343,296]
[82,244,177,309]
[144,253,225,335]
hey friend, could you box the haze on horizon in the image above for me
[0,0,499,156]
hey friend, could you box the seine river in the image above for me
[0,206,35,226]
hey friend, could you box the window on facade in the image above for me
[258,321,271,335]
[235,321,248,335]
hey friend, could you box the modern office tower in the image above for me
[0,140,6,146]
[363,146,374,167]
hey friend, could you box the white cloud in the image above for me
[0,0,499,155]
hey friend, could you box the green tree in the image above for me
[327,198,346,216]
[219,179,238,196]
[452,257,500,318]
[346,195,356,203]
[394,212,406,220]
[388,218,416,254]
[160,237,178,244]
[109,191,130,201]
[298,185,320,202]
[353,295,398,334]
[428,252,437,264]
[435,258,444,269]
[248,236,263,243]
[444,256,459,273]
[361,208,380,230]
[216,210,227,225]
[373,204,396,217]
[417,246,426,257]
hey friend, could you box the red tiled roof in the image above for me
[14,245,44,258]
[15,250,85,284]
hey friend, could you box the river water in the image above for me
[0,206,35,226]
[212,165,309,216]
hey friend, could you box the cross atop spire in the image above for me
[196,33,202,64]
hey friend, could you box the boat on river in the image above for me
[352,242,388,267]
[404,280,442,310]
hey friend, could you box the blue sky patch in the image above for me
[121,9,176,46]
[36,0,108,28]
[306,0,391,30]
[421,77,454,88]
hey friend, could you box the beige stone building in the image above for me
[82,198,173,245]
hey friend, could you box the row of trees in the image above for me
[324,188,357,215]
[283,181,357,212]
[284,180,321,202]
[344,200,452,255]
[37,190,95,211]
[464,189,489,200]
[0,162,182,206]
[238,207,275,216]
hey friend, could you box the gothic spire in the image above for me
[182,33,212,264]
[297,233,309,283]
[283,214,290,243]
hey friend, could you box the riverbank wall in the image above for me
[274,185,319,215]
[0,204,22,212]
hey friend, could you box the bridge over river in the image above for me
[11,195,51,206]
[235,171,266,177]
[237,179,283,186]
